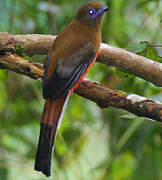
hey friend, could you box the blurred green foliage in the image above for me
[0,0,162,179]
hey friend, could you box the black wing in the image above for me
[43,50,95,101]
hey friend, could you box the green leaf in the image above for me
[138,41,162,62]
[125,43,147,53]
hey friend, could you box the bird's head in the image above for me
[76,1,110,27]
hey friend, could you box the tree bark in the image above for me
[0,54,161,122]
[0,32,162,87]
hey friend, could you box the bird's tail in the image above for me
[34,95,68,177]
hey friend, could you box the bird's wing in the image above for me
[43,42,96,100]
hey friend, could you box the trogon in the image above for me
[34,1,109,177]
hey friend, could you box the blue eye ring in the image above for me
[88,9,96,15]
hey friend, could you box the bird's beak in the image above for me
[92,6,110,19]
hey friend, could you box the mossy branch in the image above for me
[0,32,162,87]
[0,54,161,122]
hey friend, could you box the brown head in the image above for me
[76,1,110,27]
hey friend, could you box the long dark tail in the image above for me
[34,96,67,177]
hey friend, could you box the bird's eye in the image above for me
[88,9,96,15]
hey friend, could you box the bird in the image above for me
[34,1,109,177]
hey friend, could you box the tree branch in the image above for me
[0,32,162,87]
[99,43,162,87]
[0,54,161,122]
[0,54,43,80]
[76,81,162,122]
